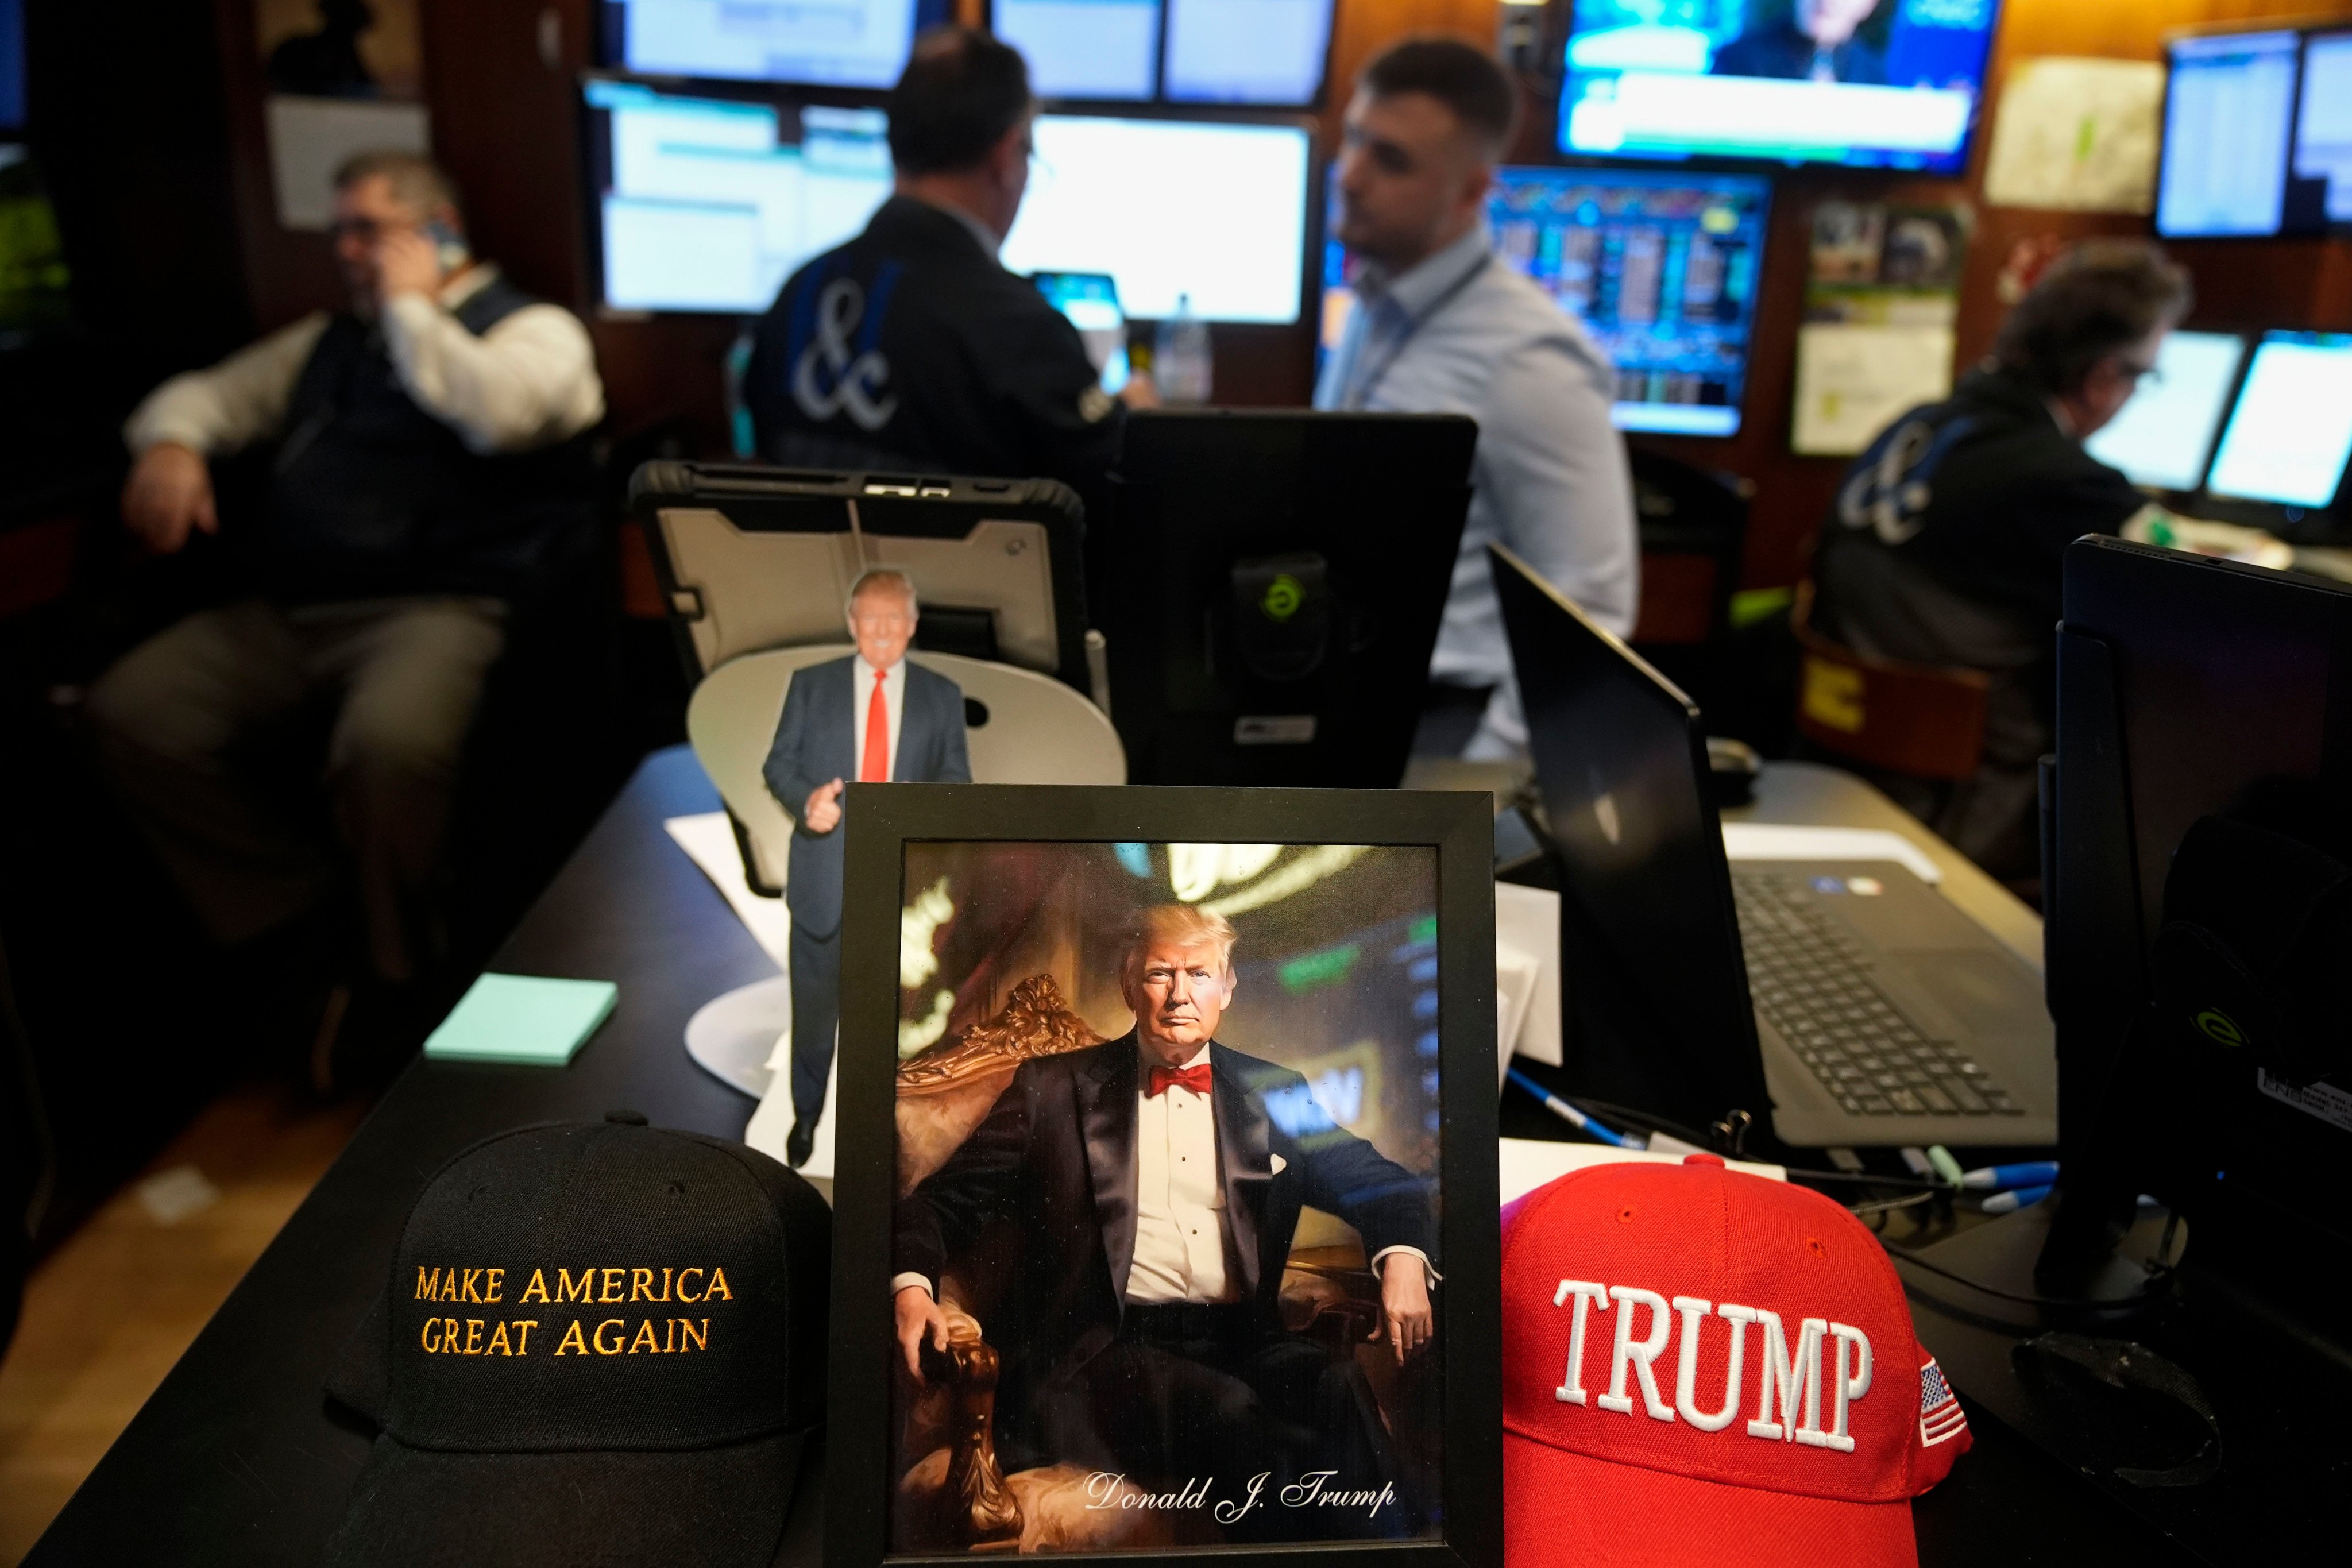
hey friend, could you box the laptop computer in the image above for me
[1491,543,2057,1149]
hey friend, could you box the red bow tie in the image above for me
[1146,1063,1212,1098]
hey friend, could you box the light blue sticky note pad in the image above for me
[423,973,618,1066]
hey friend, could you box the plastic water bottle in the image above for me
[1155,293,1214,406]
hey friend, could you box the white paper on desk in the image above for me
[1721,822,1943,886]
[1500,1137,1786,1206]
[663,813,793,971]
[1791,322,1954,458]
[1981,57,2162,215]
[1496,882,1563,1068]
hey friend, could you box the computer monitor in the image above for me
[994,0,1161,99]
[0,0,23,134]
[1032,271,1133,393]
[1163,0,1334,106]
[989,0,1334,106]
[1001,115,1312,323]
[582,80,891,315]
[601,0,952,90]
[1319,168,1769,437]
[2293,30,2352,229]
[2203,331,2352,511]
[1557,0,2001,174]
[1102,410,1476,787]
[2157,29,2302,239]
[2082,330,2247,495]
[2048,538,2352,1276]
[1490,543,1772,1137]
[1496,167,1768,437]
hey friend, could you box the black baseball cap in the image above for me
[322,1115,831,1567]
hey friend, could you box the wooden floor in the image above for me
[0,1084,365,1565]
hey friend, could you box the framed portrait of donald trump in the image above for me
[827,785,1501,1568]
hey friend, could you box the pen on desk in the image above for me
[1961,1160,2059,1192]
[1980,1183,2053,1215]
[1925,1145,1967,1187]
[1506,1069,1644,1150]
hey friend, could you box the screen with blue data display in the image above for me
[2158,30,2301,238]
[1558,0,2000,174]
[584,80,893,314]
[987,0,1333,105]
[1324,167,1770,436]
[2206,332,2352,509]
[603,0,953,90]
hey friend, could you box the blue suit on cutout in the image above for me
[763,655,972,1126]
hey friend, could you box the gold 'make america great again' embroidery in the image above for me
[411,1265,736,1357]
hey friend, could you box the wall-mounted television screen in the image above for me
[1558,0,2002,174]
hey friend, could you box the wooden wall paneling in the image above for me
[207,0,346,331]
[418,0,593,311]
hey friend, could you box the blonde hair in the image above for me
[846,568,919,617]
[1120,904,1238,983]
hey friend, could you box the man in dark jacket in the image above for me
[88,152,603,1048]
[1809,240,2192,878]
[744,24,1150,522]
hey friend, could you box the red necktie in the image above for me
[1147,1063,1212,1097]
[859,669,889,783]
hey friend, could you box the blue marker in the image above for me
[1507,1069,1644,1150]
[1960,1161,2059,1193]
[1981,1183,2053,1215]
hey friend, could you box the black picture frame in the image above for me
[826,783,1501,1568]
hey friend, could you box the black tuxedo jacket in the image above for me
[895,1033,1437,1453]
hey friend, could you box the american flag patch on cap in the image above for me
[1918,1357,1967,1447]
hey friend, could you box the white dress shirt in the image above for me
[850,655,907,781]
[124,265,605,461]
[1316,224,1639,760]
[1126,1044,1238,1304]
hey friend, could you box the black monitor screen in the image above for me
[1558,0,2001,174]
[601,0,953,90]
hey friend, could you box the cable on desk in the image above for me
[1877,1235,2175,1310]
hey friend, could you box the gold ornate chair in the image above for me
[889,975,1396,1554]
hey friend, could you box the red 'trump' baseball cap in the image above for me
[1501,1154,1968,1568]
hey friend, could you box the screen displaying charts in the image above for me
[585,80,893,314]
[2206,333,2352,509]
[607,0,951,89]
[1485,168,1769,435]
[2158,30,2301,238]
[2083,331,2247,494]
[989,0,1333,105]
[1001,115,1311,323]
[1557,0,2000,174]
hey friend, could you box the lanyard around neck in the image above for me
[1343,253,1492,412]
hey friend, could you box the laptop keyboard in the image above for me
[1732,874,2023,1119]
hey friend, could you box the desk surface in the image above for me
[30,749,2184,1566]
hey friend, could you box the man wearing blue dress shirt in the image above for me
[1316,37,1639,762]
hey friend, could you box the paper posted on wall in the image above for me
[1982,57,2165,215]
